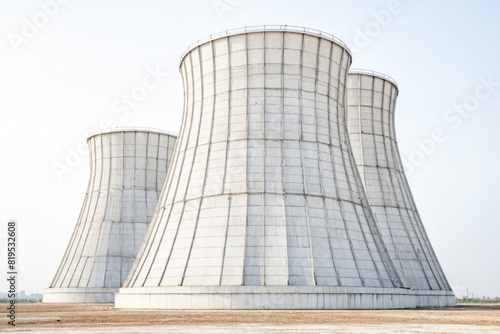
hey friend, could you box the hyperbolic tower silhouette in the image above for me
[44,128,176,303]
[115,26,453,309]
[346,70,453,293]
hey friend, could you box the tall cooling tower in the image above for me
[114,26,440,310]
[44,128,176,303]
[346,70,454,304]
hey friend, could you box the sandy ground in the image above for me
[1,303,499,333]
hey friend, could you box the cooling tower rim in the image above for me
[349,68,399,90]
[87,126,178,142]
[179,25,352,67]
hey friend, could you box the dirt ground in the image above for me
[1,303,500,333]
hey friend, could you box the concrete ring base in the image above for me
[43,287,118,303]
[115,286,456,309]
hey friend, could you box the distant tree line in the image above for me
[457,296,500,303]
[0,298,41,303]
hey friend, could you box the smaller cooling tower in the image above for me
[346,69,454,305]
[44,128,176,303]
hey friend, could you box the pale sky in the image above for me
[0,0,498,298]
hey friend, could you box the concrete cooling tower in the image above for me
[115,26,452,310]
[44,128,177,303]
[346,70,455,301]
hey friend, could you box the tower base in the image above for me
[43,287,118,303]
[115,286,455,309]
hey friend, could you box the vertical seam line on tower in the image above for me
[97,131,120,288]
[119,132,129,288]
[197,40,218,284]
[298,32,317,286]
[280,31,290,285]
[241,32,250,286]
[323,38,341,286]
[332,49,365,287]
[219,35,233,285]
[127,133,162,287]
[357,74,366,189]
[261,31,266,286]
[313,36,335,286]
